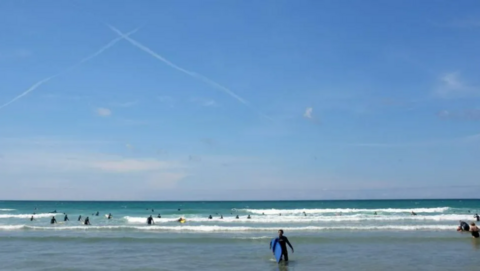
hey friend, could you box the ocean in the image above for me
[1,200,480,270]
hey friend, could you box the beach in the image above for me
[1,200,480,270]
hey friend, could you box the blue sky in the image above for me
[1,0,480,200]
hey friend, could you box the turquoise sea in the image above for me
[1,200,480,270]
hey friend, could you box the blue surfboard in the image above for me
[270,238,282,263]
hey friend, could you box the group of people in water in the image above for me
[29,210,113,226]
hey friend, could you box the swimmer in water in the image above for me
[457,221,470,232]
[64,214,69,222]
[78,215,82,221]
[247,215,251,219]
[95,211,99,216]
[147,215,154,225]
[107,213,112,220]
[475,214,480,222]
[411,211,417,216]
[220,215,223,219]
[208,215,212,219]
[84,217,91,225]
[236,215,239,219]
[157,214,161,218]
[50,216,57,224]
[470,223,479,238]
[30,216,34,221]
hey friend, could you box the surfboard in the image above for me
[270,238,282,263]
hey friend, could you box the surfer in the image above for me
[84,217,91,225]
[51,210,57,213]
[411,211,417,216]
[50,216,57,224]
[64,214,69,222]
[178,209,181,211]
[208,215,213,219]
[95,211,99,216]
[374,212,377,215]
[236,215,239,219]
[457,221,470,232]
[475,214,480,222]
[30,216,34,221]
[78,215,82,221]
[147,215,155,225]
[274,230,294,262]
[177,218,186,223]
[107,213,112,220]
[470,223,479,238]
[220,215,223,219]
[247,215,251,219]
[157,214,161,218]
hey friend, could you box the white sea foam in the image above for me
[0,209,15,211]
[0,213,62,219]
[123,213,471,224]
[241,207,451,215]
[0,224,454,232]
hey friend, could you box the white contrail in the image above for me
[0,28,139,111]
[108,25,273,121]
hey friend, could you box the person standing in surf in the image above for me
[274,229,294,262]
[470,223,479,238]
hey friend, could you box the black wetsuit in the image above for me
[64,215,69,222]
[460,221,470,231]
[475,215,480,222]
[472,228,479,238]
[78,215,82,221]
[84,217,90,225]
[50,217,57,224]
[276,236,293,261]
[147,216,154,225]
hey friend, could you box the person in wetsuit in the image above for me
[208,215,212,219]
[50,216,57,224]
[157,214,161,218]
[78,215,82,221]
[84,217,91,225]
[220,215,223,219]
[95,211,99,216]
[411,211,417,216]
[247,215,251,219]
[271,229,294,262]
[30,216,34,221]
[107,213,112,220]
[470,223,479,238]
[64,214,69,222]
[147,215,154,225]
[457,221,470,232]
[236,215,239,219]
[475,214,480,222]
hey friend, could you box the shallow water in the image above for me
[1,200,480,270]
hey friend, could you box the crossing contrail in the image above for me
[0,28,139,111]
[107,25,273,121]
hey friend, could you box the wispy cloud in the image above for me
[434,72,479,98]
[303,107,320,124]
[191,97,217,107]
[0,49,32,59]
[96,107,112,117]
[107,25,273,121]
[304,107,313,119]
[0,28,139,111]
[437,18,480,28]
[437,109,480,121]
[110,100,139,108]
[157,96,175,107]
